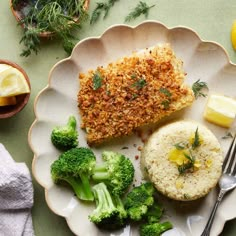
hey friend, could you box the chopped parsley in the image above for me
[92,71,103,90]
[131,73,137,79]
[132,78,147,90]
[131,93,139,100]
[159,87,172,97]
[161,100,170,109]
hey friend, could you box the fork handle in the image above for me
[200,190,226,236]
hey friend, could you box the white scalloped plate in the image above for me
[28,21,236,236]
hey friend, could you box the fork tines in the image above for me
[222,133,236,175]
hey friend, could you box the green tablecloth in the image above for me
[0,0,236,235]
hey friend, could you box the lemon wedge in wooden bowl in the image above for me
[0,60,30,119]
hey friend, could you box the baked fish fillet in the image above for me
[78,44,194,146]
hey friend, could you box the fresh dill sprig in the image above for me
[14,0,89,57]
[178,152,195,174]
[90,0,119,25]
[124,1,155,22]
[192,79,208,98]
[192,127,200,149]
[19,27,44,57]
[178,162,193,175]
[222,132,233,139]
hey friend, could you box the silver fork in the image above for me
[200,133,236,236]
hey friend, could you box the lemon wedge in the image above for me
[0,96,17,106]
[0,64,11,73]
[231,20,236,50]
[0,67,30,97]
[203,94,236,128]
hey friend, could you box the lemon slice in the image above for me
[0,67,30,97]
[0,96,17,106]
[203,94,236,128]
[231,20,236,50]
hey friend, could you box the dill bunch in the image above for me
[13,0,89,57]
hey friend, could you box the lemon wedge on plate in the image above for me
[0,67,30,97]
[231,20,236,50]
[203,94,236,128]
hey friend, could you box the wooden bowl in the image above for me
[10,0,90,38]
[0,60,31,119]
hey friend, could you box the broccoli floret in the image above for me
[51,115,78,151]
[145,202,163,224]
[51,147,96,201]
[89,182,127,230]
[124,182,155,221]
[92,151,135,196]
[140,221,173,236]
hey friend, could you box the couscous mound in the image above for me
[141,120,223,201]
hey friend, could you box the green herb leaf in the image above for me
[222,132,233,139]
[159,87,172,97]
[125,1,155,22]
[93,71,103,90]
[184,153,195,163]
[16,0,89,57]
[178,153,195,174]
[192,127,200,149]
[132,78,147,90]
[131,93,138,100]
[90,2,106,24]
[174,143,185,150]
[161,100,170,109]
[192,79,208,98]
[178,162,193,175]
[90,0,119,24]
[131,73,137,79]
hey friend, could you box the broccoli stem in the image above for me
[80,173,94,201]
[65,177,86,199]
[67,115,76,130]
[93,163,107,172]
[92,182,117,217]
[65,175,94,201]
[92,164,110,181]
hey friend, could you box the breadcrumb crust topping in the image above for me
[78,44,194,145]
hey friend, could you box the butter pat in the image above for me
[203,94,236,128]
